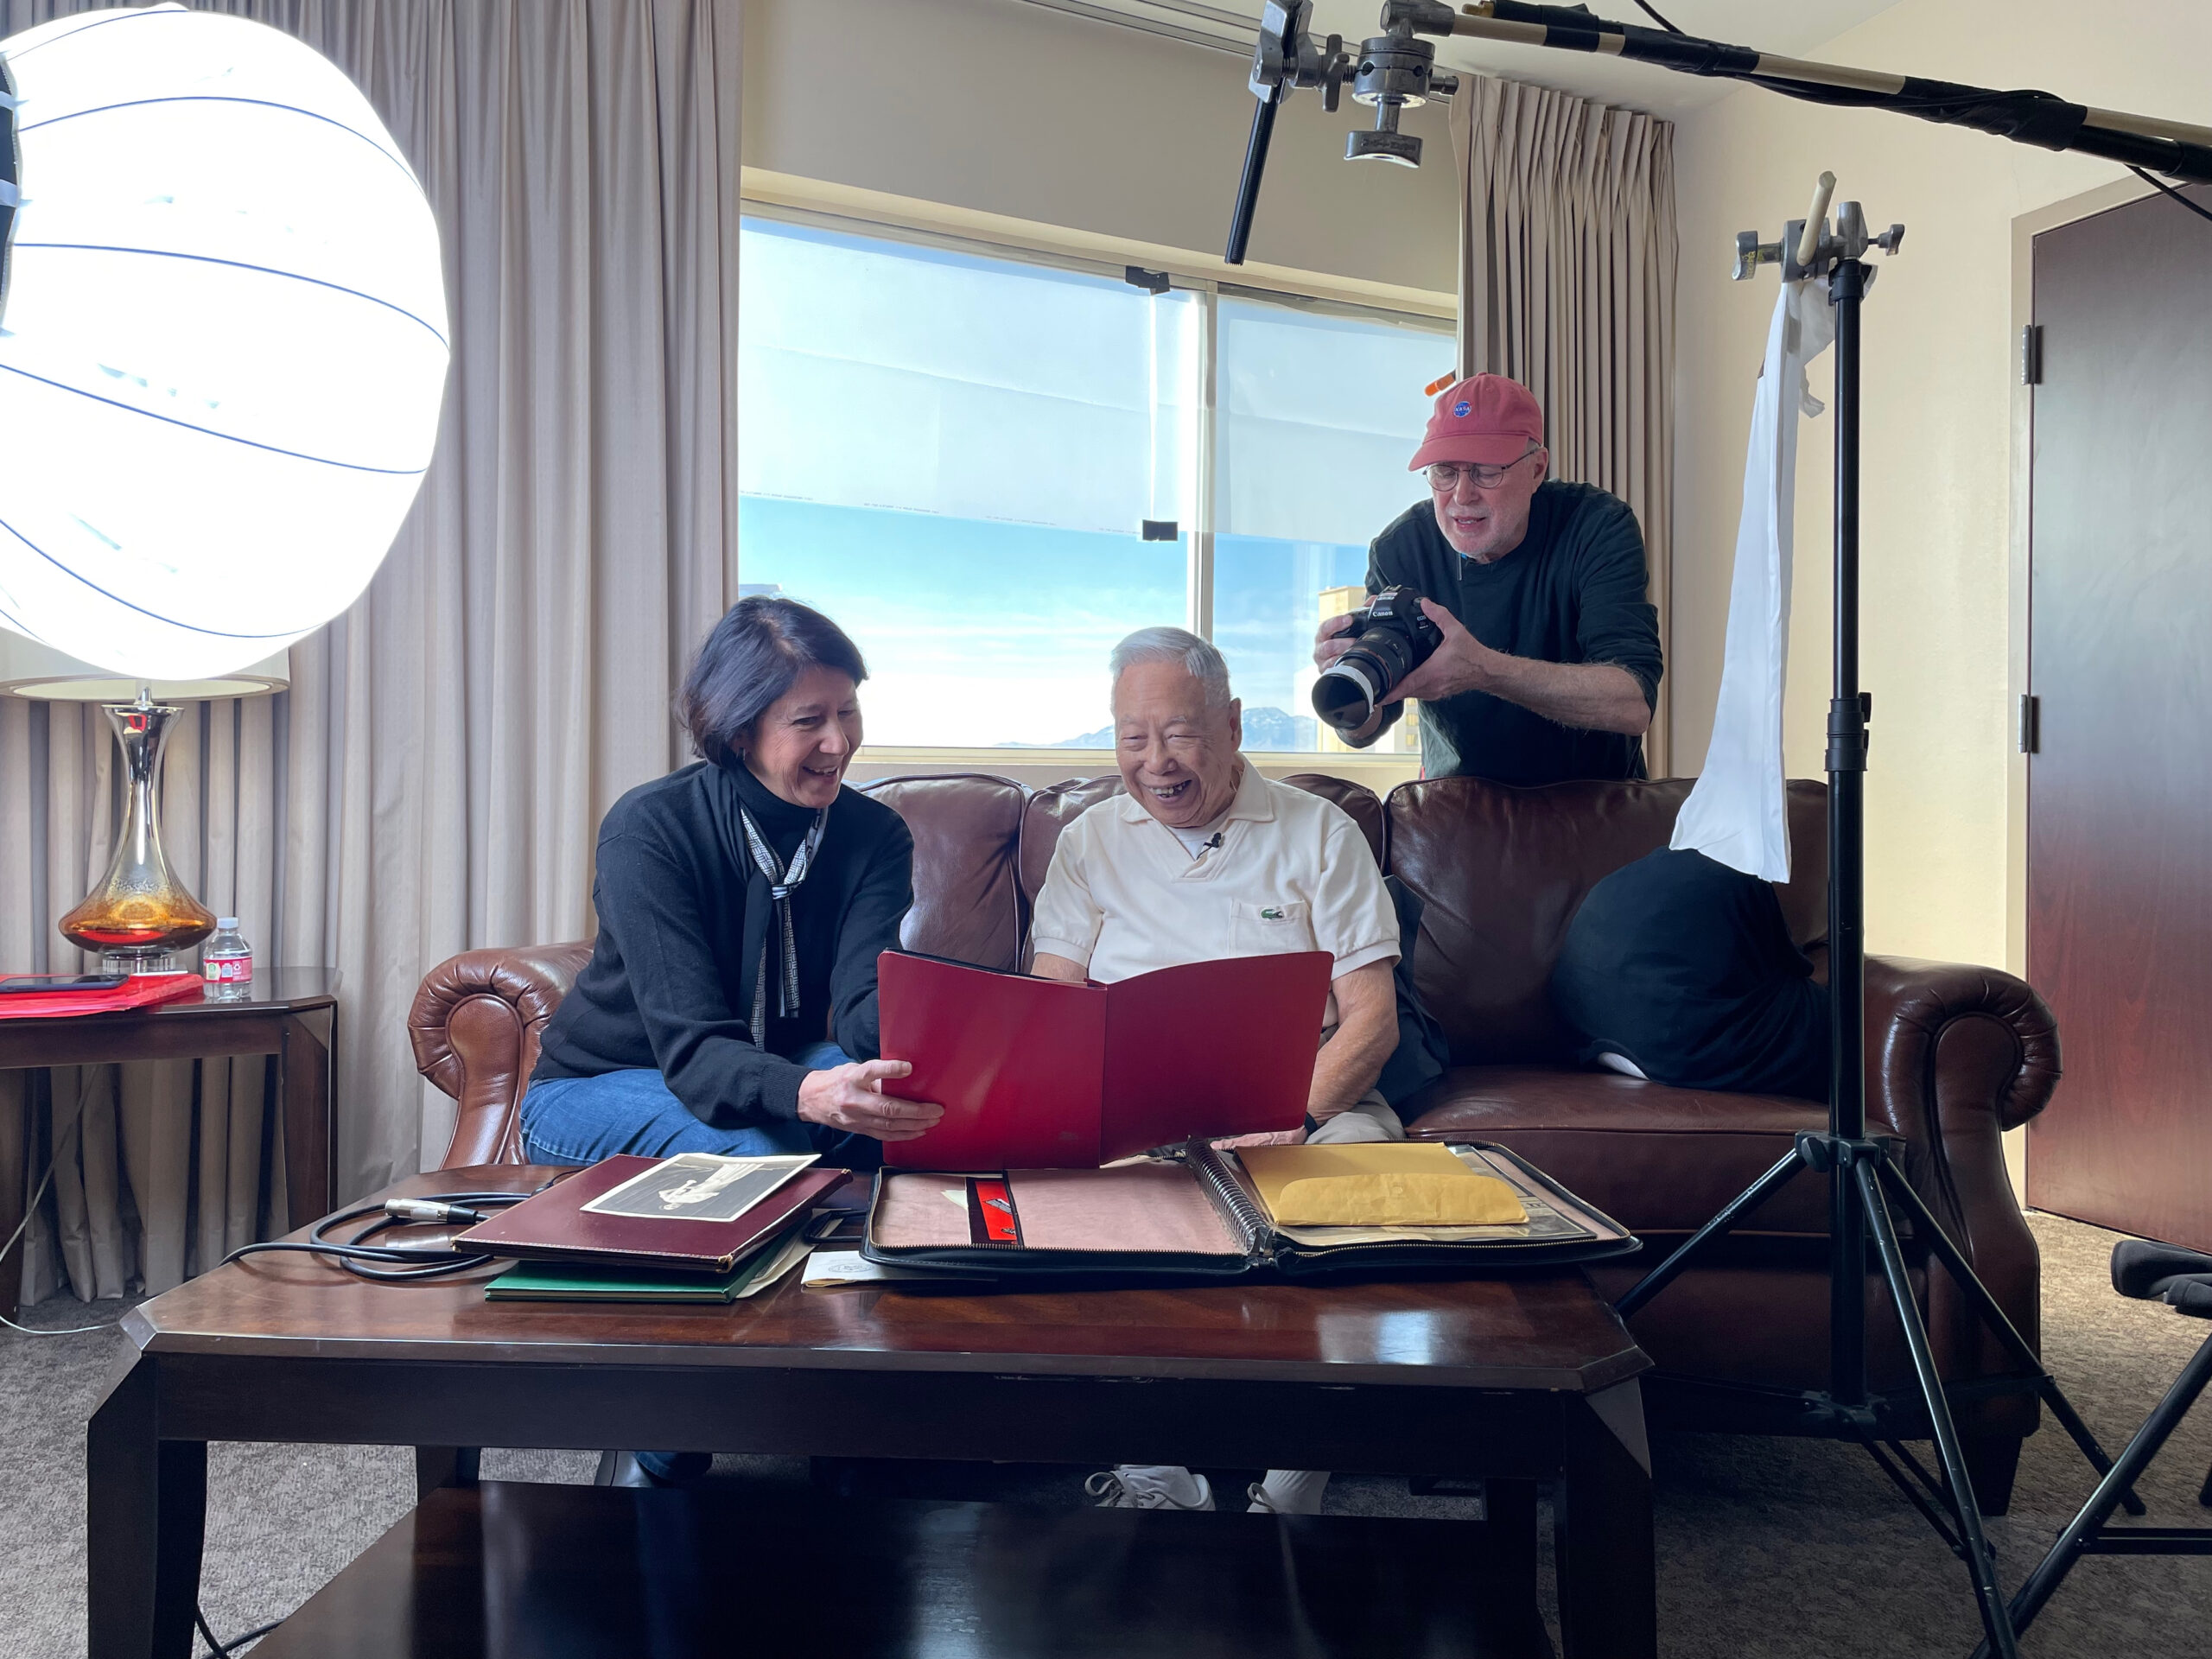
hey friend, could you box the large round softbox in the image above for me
[0,3,448,682]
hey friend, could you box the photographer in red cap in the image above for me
[1314,373,1661,784]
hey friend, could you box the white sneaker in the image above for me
[1246,1469,1330,1515]
[1085,1465,1216,1510]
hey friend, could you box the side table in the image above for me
[0,970,337,1318]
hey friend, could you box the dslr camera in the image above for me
[1310,585,1441,735]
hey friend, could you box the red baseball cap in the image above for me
[1408,374,1545,470]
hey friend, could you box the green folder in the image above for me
[486,1224,805,1303]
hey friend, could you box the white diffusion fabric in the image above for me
[1670,280,1834,881]
[0,4,448,682]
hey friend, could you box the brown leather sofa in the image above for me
[410,771,2057,1509]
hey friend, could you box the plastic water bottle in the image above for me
[202,918,253,1002]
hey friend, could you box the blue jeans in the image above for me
[520,1041,880,1172]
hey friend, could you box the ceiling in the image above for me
[1018,1,1909,118]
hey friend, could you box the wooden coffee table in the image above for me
[88,1164,1656,1659]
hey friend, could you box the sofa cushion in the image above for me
[1016,772,1385,911]
[1404,1065,1839,1238]
[1384,776,1828,1064]
[857,774,1027,972]
[1018,776,1122,909]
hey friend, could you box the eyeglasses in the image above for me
[1426,447,1540,493]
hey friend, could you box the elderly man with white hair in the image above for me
[1030,625,1406,1517]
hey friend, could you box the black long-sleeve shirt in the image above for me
[532,759,913,1126]
[1363,480,1662,785]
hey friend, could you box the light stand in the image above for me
[1218,10,2212,1649]
[1613,184,2142,1659]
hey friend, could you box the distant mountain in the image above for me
[1025,706,1318,752]
[1243,708,1319,751]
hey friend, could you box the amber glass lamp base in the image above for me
[58,702,216,968]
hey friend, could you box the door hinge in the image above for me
[1124,265,1171,296]
[2018,693,2041,754]
[2021,323,2044,385]
[1141,518,1179,541]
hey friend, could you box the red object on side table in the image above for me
[0,973,206,1020]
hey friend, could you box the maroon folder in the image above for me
[458,1156,849,1273]
[876,950,1332,1169]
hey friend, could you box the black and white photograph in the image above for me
[579,1153,817,1224]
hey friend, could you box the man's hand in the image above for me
[1312,611,1357,672]
[1389,598,1652,736]
[1384,598,1501,705]
[796,1058,944,1142]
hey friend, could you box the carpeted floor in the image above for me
[1,1211,2205,1657]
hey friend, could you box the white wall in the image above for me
[1669,0,2212,969]
[741,0,1460,295]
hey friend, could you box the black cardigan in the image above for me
[531,760,914,1126]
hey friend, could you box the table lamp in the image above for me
[0,637,289,970]
[0,6,448,968]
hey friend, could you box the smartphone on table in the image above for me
[0,974,130,994]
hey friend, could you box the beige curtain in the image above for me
[2,0,743,1304]
[1450,75,1678,777]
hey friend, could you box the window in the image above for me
[738,213,1452,752]
[1212,295,1456,753]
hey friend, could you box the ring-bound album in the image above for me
[860,1140,1640,1281]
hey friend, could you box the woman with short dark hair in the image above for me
[524,595,943,1175]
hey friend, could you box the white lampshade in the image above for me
[0,3,448,683]
[0,632,287,702]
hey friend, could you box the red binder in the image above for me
[876,950,1333,1168]
[457,1157,849,1274]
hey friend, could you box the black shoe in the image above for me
[597,1451,709,1488]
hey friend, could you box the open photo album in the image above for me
[861,1140,1639,1281]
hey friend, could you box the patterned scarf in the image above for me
[738,801,828,1043]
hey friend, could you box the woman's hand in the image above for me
[797,1058,944,1142]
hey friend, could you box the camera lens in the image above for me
[1313,630,1418,733]
[1313,657,1382,731]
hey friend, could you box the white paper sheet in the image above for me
[1670,280,1836,881]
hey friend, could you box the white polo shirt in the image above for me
[1030,763,1399,1030]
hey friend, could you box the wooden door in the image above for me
[2026,183,2212,1249]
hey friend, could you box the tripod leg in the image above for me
[1612,1147,1806,1319]
[1972,1329,2212,1659]
[1855,1159,2020,1659]
[1874,1159,2146,1516]
[1859,1436,1964,1557]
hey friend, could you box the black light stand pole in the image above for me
[1827,249,1871,1425]
[1812,252,2022,1644]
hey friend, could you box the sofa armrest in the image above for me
[1866,957,2060,1139]
[410,942,593,1169]
[1864,954,2060,1407]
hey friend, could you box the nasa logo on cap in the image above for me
[1452,400,1471,417]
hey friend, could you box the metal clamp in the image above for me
[1734,173,1906,282]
